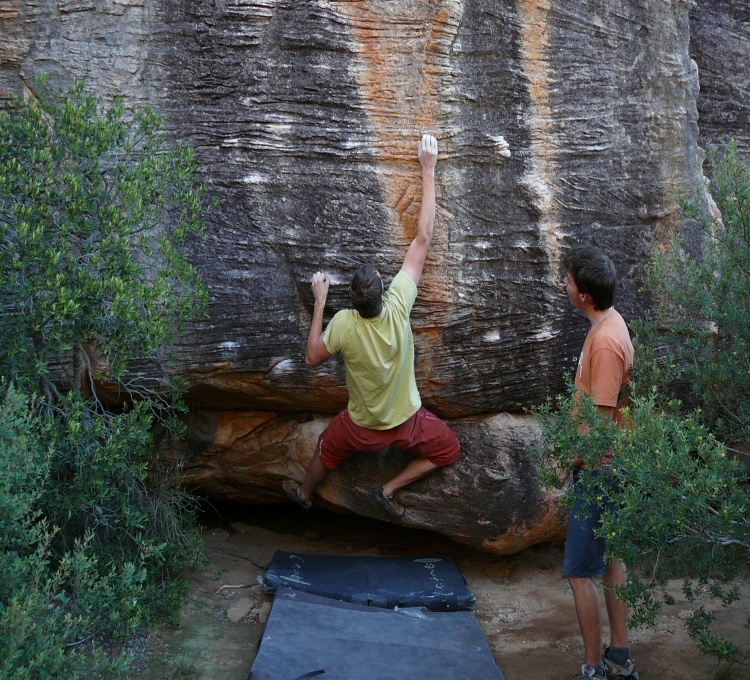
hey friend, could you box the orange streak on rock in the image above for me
[334,1,460,227]
[334,2,462,380]
[517,0,551,122]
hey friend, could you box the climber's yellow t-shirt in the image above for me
[323,270,421,430]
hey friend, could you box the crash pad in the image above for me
[261,550,476,612]
[248,588,504,680]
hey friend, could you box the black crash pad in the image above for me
[261,550,475,612]
[248,588,504,680]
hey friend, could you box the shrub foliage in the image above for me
[0,76,211,675]
[637,142,750,450]
[0,76,208,398]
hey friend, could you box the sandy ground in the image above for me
[137,502,749,680]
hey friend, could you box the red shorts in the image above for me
[317,406,461,470]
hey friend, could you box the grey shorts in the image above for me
[562,473,617,578]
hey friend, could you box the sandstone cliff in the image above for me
[2,0,745,553]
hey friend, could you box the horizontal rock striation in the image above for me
[691,0,750,161]
[2,0,743,552]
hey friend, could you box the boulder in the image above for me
[168,408,567,555]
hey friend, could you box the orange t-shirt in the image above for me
[575,308,634,426]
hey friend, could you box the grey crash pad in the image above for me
[248,588,504,680]
[261,550,475,612]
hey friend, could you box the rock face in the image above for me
[691,0,750,161]
[2,1,745,553]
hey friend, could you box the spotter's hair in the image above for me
[563,246,617,311]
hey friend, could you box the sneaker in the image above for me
[603,649,639,680]
[282,479,312,510]
[572,664,606,680]
[372,485,405,519]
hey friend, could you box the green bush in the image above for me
[40,394,205,639]
[0,76,212,675]
[635,141,750,450]
[535,388,748,658]
[0,75,209,399]
[0,384,132,678]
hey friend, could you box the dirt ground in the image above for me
[138,502,749,680]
